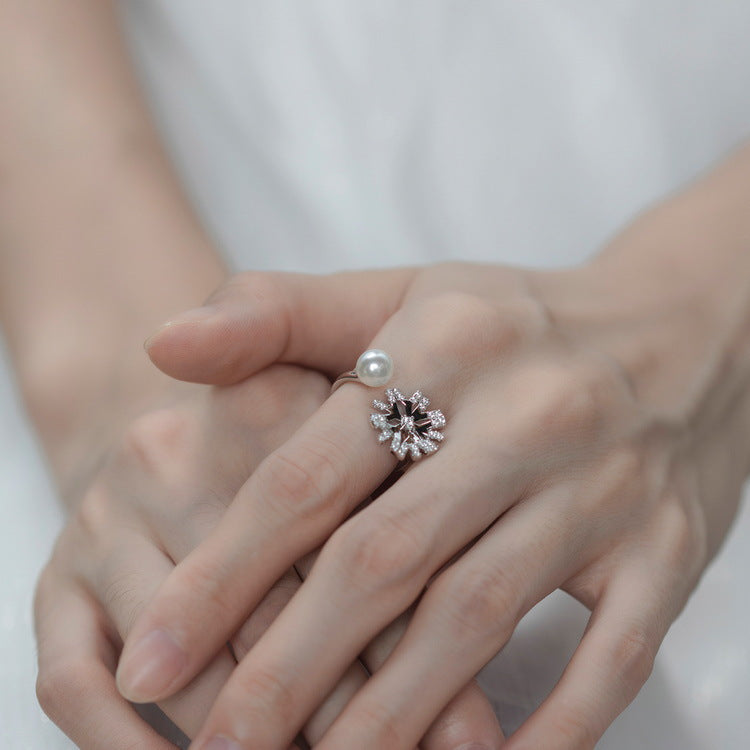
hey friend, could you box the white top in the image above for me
[2,2,749,747]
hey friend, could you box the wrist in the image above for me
[579,250,750,417]
[3,128,228,486]
[15,238,227,502]
[22,335,188,504]
[533,147,750,461]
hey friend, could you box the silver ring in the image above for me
[331,349,446,462]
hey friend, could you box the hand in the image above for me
[34,364,503,749]
[119,255,750,750]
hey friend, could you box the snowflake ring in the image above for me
[330,349,446,462]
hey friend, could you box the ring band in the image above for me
[329,370,360,394]
[331,349,446,462]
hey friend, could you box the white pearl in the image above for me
[355,349,394,387]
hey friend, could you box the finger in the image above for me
[108,508,502,749]
[145,268,416,384]
[227,567,304,662]
[116,379,409,704]
[33,569,176,750]
[153,524,372,749]
[421,680,505,750]
[503,567,673,750]
[296,553,506,750]
[184,436,521,750]
[156,465,377,748]
[119,297,504,709]
[99,516,371,747]
[361,610,505,750]
[227,556,371,746]
[241,552,507,749]
[315,484,588,749]
[79,531,238,739]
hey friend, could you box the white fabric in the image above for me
[2,2,750,747]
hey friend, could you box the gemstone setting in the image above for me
[370,388,446,461]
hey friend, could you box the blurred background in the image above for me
[2,1,750,747]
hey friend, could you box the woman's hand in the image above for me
[34,364,503,749]
[0,2,503,746]
[120,247,750,749]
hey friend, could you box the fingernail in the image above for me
[199,737,243,750]
[117,628,186,702]
[144,306,215,349]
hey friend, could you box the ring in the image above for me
[331,349,447,461]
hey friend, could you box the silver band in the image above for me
[330,370,359,394]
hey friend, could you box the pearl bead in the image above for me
[355,349,394,387]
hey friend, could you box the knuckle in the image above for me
[515,359,619,449]
[74,485,115,547]
[614,622,656,695]
[345,701,404,748]
[202,271,271,316]
[36,660,97,721]
[659,494,707,576]
[119,407,193,480]
[440,562,521,640]
[544,368,604,434]
[221,270,281,306]
[174,553,237,626]
[99,567,146,635]
[200,272,291,384]
[327,511,430,593]
[211,272,289,346]
[419,290,496,324]
[550,711,599,750]
[258,438,347,522]
[223,364,327,432]
[231,666,296,729]
[411,292,510,362]
[35,670,62,719]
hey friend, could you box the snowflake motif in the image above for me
[370,388,446,461]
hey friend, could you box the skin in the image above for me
[0,0,502,747]
[116,142,750,750]
[32,365,502,749]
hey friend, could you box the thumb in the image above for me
[144,268,416,385]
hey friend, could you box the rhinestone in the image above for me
[427,410,446,428]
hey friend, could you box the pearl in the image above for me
[355,349,394,387]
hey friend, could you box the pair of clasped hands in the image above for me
[34,258,744,750]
